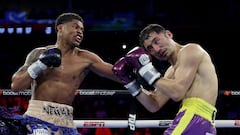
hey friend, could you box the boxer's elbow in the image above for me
[11,82,22,92]
[146,101,164,113]
[137,100,160,113]
[150,105,162,113]
[171,95,183,102]
[11,78,30,92]
[145,105,160,113]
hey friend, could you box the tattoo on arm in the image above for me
[16,48,43,72]
[25,48,43,65]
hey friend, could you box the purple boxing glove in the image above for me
[125,46,161,85]
[112,57,142,97]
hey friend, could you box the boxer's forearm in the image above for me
[11,65,33,92]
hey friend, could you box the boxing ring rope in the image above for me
[73,120,240,128]
[1,89,240,128]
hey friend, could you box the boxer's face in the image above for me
[59,19,84,47]
[143,31,173,61]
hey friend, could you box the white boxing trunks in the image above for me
[23,100,80,135]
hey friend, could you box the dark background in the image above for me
[0,0,240,134]
[0,0,239,90]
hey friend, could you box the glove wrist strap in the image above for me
[138,63,161,85]
[27,60,47,79]
[124,80,141,97]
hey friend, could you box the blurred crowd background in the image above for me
[0,0,240,134]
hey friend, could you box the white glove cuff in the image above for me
[138,63,161,85]
[27,60,47,79]
[124,80,141,97]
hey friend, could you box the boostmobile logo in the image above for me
[0,89,32,96]
[224,90,240,96]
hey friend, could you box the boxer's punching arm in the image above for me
[11,48,43,91]
[86,50,122,83]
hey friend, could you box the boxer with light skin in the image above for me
[11,12,120,135]
[113,24,218,135]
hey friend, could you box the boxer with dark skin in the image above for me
[11,12,120,135]
[113,24,218,135]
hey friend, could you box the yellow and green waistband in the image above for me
[178,97,217,123]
